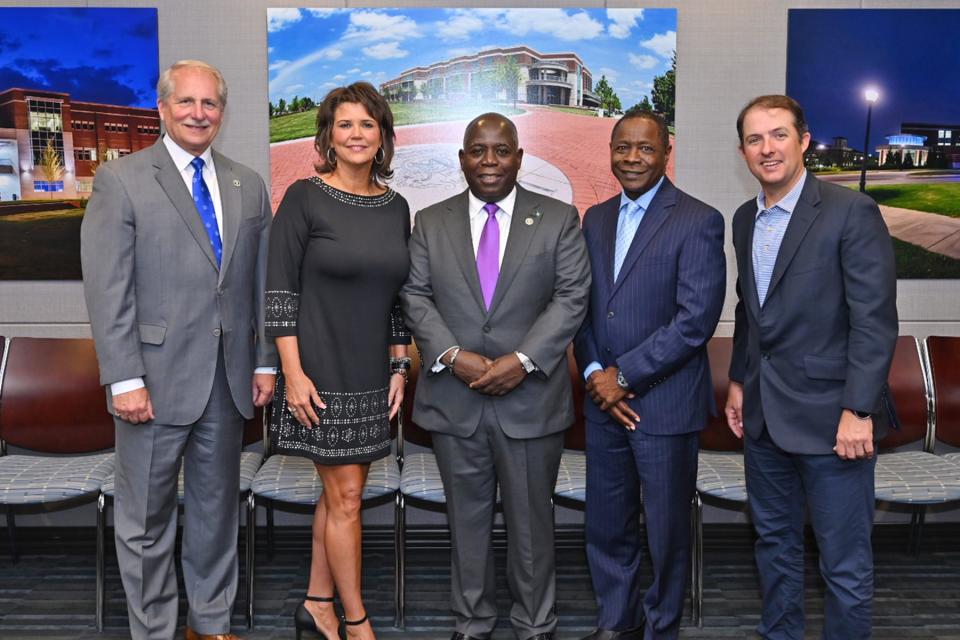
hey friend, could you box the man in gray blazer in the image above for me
[401,113,590,640]
[726,95,897,639]
[81,60,276,640]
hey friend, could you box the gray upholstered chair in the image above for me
[246,409,400,628]
[690,336,746,627]
[0,337,115,628]
[926,336,960,466]
[95,408,266,631]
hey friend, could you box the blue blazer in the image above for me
[574,178,726,435]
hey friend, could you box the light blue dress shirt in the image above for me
[752,170,806,307]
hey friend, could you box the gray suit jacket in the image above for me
[400,185,591,439]
[729,173,898,454]
[81,139,276,425]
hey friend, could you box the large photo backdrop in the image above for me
[267,7,678,218]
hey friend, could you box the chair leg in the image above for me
[908,505,926,558]
[691,492,704,628]
[6,507,17,562]
[266,503,275,561]
[96,493,107,632]
[246,493,257,630]
[395,493,406,629]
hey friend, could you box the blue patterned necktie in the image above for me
[613,200,642,280]
[190,156,222,266]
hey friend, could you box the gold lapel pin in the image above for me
[524,217,534,226]
[233,179,241,187]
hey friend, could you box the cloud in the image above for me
[598,67,619,83]
[437,13,485,41]
[269,59,290,71]
[347,67,361,74]
[344,11,421,42]
[361,71,372,77]
[0,33,22,52]
[641,30,676,59]
[333,74,346,81]
[127,20,156,39]
[447,47,478,59]
[267,8,303,33]
[305,9,340,18]
[628,54,658,70]
[363,42,408,59]
[268,47,343,94]
[494,9,604,42]
[284,84,305,94]
[607,8,644,39]
[8,58,142,106]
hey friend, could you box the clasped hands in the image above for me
[587,366,639,430]
[449,350,526,396]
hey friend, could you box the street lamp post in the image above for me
[859,88,879,193]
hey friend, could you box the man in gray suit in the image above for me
[401,113,590,640]
[81,60,276,640]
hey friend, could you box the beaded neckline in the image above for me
[308,176,396,207]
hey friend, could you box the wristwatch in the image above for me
[852,410,871,419]
[616,369,630,390]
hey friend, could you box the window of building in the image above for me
[33,180,64,192]
[76,179,93,193]
[104,148,131,160]
[27,98,63,133]
[74,148,96,161]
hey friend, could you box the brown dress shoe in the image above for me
[184,627,242,640]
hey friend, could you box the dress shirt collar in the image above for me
[755,169,806,219]
[163,134,215,174]
[619,175,664,214]
[468,186,517,221]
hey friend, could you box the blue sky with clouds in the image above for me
[0,8,158,108]
[268,8,676,108]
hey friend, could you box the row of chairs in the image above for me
[1,335,959,631]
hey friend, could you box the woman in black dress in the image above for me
[265,82,410,640]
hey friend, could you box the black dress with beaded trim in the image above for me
[265,177,410,464]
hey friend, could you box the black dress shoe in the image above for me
[450,633,485,640]
[581,627,644,640]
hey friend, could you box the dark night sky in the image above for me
[787,9,960,153]
[0,8,158,108]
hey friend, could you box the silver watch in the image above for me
[616,369,630,389]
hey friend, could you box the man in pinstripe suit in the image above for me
[574,109,726,640]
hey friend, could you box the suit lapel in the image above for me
[152,141,219,271]
[764,174,822,302]
[738,207,762,319]
[610,179,676,299]
[214,150,241,283]
[487,186,540,316]
[598,198,619,289]
[441,191,486,313]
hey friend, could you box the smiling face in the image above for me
[459,115,523,203]
[329,101,382,170]
[610,116,671,199]
[157,67,223,156]
[739,106,811,204]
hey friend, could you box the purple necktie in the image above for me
[476,202,500,310]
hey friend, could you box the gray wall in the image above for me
[2,0,959,526]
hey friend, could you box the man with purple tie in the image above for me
[401,113,590,640]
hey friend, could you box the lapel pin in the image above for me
[524,217,534,226]
[533,210,542,218]
[233,179,241,187]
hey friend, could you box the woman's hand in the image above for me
[284,370,326,427]
[388,372,405,420]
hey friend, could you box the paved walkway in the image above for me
[268,106,675,216]
[880,205,960,259]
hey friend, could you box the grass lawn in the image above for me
[269,102,525,143]
[0,207,84,280]
[866,183,960,218]
[544,105,603,117]
[893,237,960,279]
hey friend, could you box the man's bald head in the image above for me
[463,112,519,148]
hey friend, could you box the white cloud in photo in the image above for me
[284,83,305,94]
[629,53,658,70]
[267,8,302,33]
[607,8,644,39]
[437,13,485,41]
[363,42,409,60]
[447,46,478,59]
[344,10,421,42]
[494,9,604,42]
[361,71,372,77]
[333,74,346,81]
[641,30,676,59]
[598,67,619,83]
[305,9,340,18]
[323,81,337,88]
[269,46,343,94]
[269,59,290,71]
[347,67,361,74]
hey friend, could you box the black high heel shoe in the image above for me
[294,595,338,640]
[339,613,369,640]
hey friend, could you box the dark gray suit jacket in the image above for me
[400,185,591,439]
[729,173,898,454]
[81,139,276,425]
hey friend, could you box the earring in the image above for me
[325,147,337,167]
[374,147,385,165]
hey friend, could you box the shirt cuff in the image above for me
[111,377,145,396]
[254,367,277,375]
[515,351,537,373]
[583,361,603,381]
[431,345,460,373]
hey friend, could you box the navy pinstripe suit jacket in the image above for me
[574,178,726,435]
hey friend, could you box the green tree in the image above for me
[268,101,275,118]
[595,75,622,114]
[38,139,63,199]
[630,96,654,112]
[903,151,914,169]
[883,150,899,169]
[277,98,287,114]
[290,96,301,113]
[651,52,676,124]
[493,57,523,106]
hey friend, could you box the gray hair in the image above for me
[156,60,228,107]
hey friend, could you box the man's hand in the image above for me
[834,410,874,460]
[725,381,744,439]
[469,353,527,396]
[450,350,493,385]
[114,387,155,424]
[586,367,629,410]
[252,373,276,408]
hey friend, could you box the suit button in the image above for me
[217,287,224,296]
[607,311,615,319]
[605,348,612,354]
[213,328,222,337]
[761,352,770,360]
[483,325,491,333]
